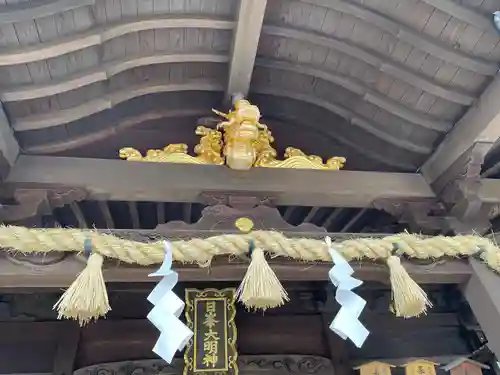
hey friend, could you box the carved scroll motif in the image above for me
[73,356,334,375]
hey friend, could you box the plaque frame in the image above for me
[183,288,238,375]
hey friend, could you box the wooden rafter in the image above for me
[0,104,18,182]
[421,76,500,185]
[225,0,267,99]
[4,155,436,207]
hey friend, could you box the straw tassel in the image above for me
[53,252,110,326]
[387,254,431,318]
[236,241,289,310]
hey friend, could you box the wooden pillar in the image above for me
[52,322,81,375]
[462,259,500,358]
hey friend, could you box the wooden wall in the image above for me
[0,282,474,374]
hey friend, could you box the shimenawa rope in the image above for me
[0,225,498,325]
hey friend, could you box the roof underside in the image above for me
[1,0,500,173]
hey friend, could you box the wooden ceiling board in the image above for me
[0,0,498,172]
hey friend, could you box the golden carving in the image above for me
[119,98,345,171]
[119,128,223,165]
[256,146,346,170]
[213,99,267,170]
[193,126,224,165]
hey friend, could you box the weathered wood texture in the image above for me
[479,179,500,204]
[0,312,470,373]
[4,155,435,207]
[71,357,334,375]
[0,0,497,172]
[422,74,500,184]
[226,0,267,98]
[0,251,472,288]
[0,200,472,287]
[0,278,472,373]
[0,280,476,370]
[463,259,500,360]
[0,103,18,181]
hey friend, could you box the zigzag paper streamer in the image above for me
[147,241,193,363]
[326,236,369,348]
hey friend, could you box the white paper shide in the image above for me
[326,236,369,348]
[147,241,193,363]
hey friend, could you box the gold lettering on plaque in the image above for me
[202,301,220,367]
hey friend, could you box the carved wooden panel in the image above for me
[157,205,326,233]
[72,356,334,375]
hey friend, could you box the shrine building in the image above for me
[1,2,500,375]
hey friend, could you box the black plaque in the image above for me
[184,288,238,375]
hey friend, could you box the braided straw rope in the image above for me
[2,225,499,324]
[0,226,498,270]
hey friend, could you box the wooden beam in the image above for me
[226,0,267,99]
[0,319,328,372]
[421,76,500,184]
[462,259,500,358]
[0,103,19,181]
[478,178,500,204]
[5,156,436,208]
[0,315,465,373]
[0,251,471,288]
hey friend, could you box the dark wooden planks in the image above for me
[462,258,500,358]
[0,312,468,373]
[5,155,436,206]
[0,0,94,25]
[0,251,471,288]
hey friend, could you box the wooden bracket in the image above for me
[156,204,325,233]
[0,187,87,224]
[374,143,495,234]
[433,142,493,234]
[373,198,444,233]
[198,191,275,209]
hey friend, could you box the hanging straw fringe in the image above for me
[53,252,110,325]
[386,255,431,318]
[1,225,498,321]
[236,245,289,310]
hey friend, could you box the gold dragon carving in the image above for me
[119,99,345,171]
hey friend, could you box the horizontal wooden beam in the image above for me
[0,314,469,372]
[5,156,435,207]
[0,250,471,288]
[0,318,329,372]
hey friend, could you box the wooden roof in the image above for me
[1,0,500,172]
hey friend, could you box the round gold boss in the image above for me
[234,217,254,233]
